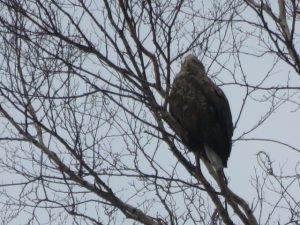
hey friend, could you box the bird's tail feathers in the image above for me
[204,144,223,171]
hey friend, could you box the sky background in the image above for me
[0,1,299,224]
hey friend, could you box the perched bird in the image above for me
[169,55,233,170]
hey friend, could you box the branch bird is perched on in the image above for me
[169,55,233,170]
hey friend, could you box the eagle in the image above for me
[169,55,233,170]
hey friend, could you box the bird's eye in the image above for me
[192,58,199,64]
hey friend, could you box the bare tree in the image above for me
[0,0,299,224]
[243,0,300,74]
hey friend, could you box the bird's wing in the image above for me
[212,84,233,139]
[204,80,233,164]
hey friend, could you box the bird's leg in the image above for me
[194,152,202,184]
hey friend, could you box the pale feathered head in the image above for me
[180,54,206,76]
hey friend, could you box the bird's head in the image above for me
[181,54,206,76]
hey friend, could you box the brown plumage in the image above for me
[169,55,233,169]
